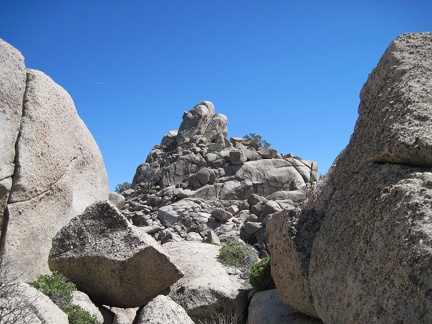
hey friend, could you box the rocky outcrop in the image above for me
[269,32,432,323]
[0,39,109,281]
[132,101,317,200]
[176,101,228,147]
[137,295,194,324]
[49,201,183,308]
[121,101,318,255]
[164,241,249,323]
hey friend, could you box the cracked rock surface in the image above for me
[0,39,108,281]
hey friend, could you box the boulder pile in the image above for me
[119,101,318,255]
[132,101,317,200]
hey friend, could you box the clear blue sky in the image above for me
[1,1,431,191]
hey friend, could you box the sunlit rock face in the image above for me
[0,38,109,281]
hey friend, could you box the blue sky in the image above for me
[1,1,431,191]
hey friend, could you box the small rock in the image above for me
[188,232,203,242]
[108,192,126,209]
[211,208,233,221]
[227,204,239,215]
[230,150,247,165]
[203,229,221,245]
[158,205,179,226]
[248,194,266,206]
[244,221,262,235]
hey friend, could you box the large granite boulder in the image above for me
[164,241,249,323]
[0,39,109,281]
[0,40,26,225]
[49,201,183,308]
[268,32,432,323]
[137,295,194,324]
[235,159,307,197]
[310,164,432,323]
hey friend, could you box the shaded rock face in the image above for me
[247,289,323,324]
[132,101,318,201]
[269,32,432,323]
[49,201,183,308]
[267,208,323,317]
[0,39,109,281]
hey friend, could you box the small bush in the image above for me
[249,257,276,291]
[0,257,35,322]
[64,304,98,324]
[243,133,271,150]
[218,240,258,269]
[31,272,98,323]
[115,181,131,193]
[30,272,75,310]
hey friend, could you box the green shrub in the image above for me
[30,272,75,310]
[115,181,131,193]
[243,133,271,150]
[64,304,98,324]
[249,257,276,291]
[218,240,258,268]
[31,272,98,323]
